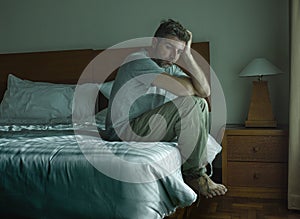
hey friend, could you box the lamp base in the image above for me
[245,120,277,128]
[245,80,277,128]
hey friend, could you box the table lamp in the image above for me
[239,58,283,127]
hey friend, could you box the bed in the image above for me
[0,42,220,219]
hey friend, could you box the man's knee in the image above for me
[175,96,208,113]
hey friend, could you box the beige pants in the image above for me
[107,96,209,176]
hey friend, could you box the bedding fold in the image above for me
[0,122,196,219]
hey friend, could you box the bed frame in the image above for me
[0,42,210,219]
[0,42,210,110]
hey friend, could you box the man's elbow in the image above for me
[195,86,210,98]
[203,87,211,97]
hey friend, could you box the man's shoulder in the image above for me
[123,49,149,64]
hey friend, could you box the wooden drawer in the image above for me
[227,161,287,188]
[222,127,288,199]
[227,135,288,162]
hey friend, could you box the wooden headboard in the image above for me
[0,42,210,110]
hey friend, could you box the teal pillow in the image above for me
[99,80,114,99]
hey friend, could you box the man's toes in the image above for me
[211,186,223,196]
[209,184,227,197]
[208,190,216,197]
[214,188,223,196]
[218,184,227,195]
[220,184,228,194]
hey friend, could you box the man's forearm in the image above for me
[181,30,210,97]
[152,73,197,96]
[182,54,210,97]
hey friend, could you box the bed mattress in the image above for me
[0,119,196,219]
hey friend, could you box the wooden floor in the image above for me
[167,195,300,219]
[182,195,300,219]
[167,168,300,219]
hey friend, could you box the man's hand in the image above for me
[180,30,211,97]
[152,29,210,98]
[183,30,193,59]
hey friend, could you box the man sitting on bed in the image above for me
[104,19,227,198]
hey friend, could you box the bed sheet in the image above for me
[0,119,196,219]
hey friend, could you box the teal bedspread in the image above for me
[0,120,196,219]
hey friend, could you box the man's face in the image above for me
[152,36,186,67]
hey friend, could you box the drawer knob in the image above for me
[252,147,259,152]
[253,173,260,180]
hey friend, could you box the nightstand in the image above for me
[222,126,288,199]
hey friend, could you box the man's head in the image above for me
[151,19,190,67]
[154,19,190,44]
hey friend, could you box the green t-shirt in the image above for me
[105,49,186,134]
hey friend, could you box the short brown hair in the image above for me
[154,19,190,43]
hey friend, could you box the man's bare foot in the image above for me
[198,173,227,198]
[184,173,227,199]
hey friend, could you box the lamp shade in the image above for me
[239,58,283,78]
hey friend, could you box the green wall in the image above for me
[0,0,290,125]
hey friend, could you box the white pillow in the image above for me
[95,108,107,130]
[99,80,114,99]
[0,74,100,121]
[72,83,100,122]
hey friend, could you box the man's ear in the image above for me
[151,37,158,48]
